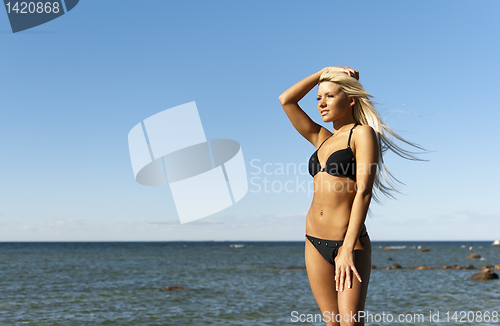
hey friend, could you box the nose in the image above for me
[318,98,326,108]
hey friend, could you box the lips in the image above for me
[321,110,329,116]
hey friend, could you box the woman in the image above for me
[279,66,423,326]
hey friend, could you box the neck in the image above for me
[332,113,357,133]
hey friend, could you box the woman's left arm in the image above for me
[335,125,379,292]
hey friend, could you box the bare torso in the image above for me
[305,130,367,246]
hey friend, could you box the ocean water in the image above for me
[0,241,499,325]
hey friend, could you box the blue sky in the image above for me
[1,0,499,241]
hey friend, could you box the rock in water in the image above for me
[480,265,494,270]
[156,286,189,291]
[465,253,481,259]
[469,270,499,280]
[282,266,303,269]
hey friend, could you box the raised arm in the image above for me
[279,66,360,147]
[278,68,327,147]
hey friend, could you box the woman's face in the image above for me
[317,81,353,122]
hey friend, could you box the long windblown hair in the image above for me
[319,71,425,203]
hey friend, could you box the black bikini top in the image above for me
[308,123,358,181]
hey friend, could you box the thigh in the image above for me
[337,239,371,325]
[305,238,340,325]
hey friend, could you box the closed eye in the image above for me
[317,95,334,100]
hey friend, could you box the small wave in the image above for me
[229,244,245,248]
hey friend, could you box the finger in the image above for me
[352,266,362,283]
[346,68,358,79]
[335,270,339,291]
[346,269,352,290]
[340,269,346,292]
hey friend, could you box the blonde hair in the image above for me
[319,71,426,203]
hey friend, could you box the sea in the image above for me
[0,241,499,326]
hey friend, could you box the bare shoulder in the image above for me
[352,124,378,155]
[354,125,377,141]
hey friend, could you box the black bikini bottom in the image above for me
[306,231,369,265]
